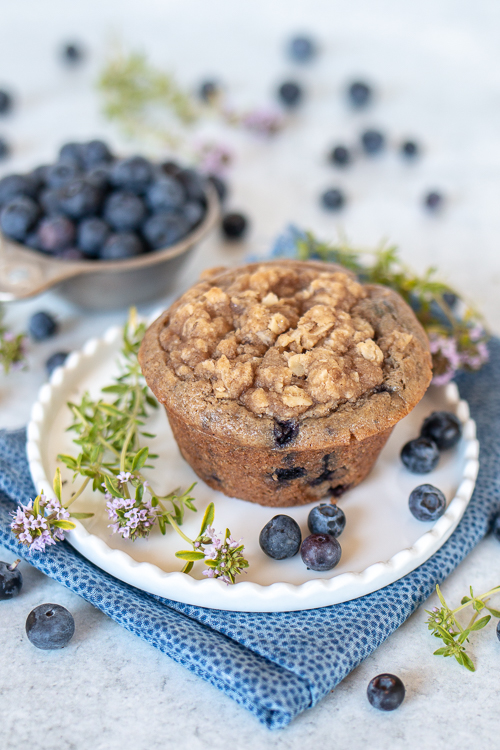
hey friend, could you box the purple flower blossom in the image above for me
[11,494,72,552]
[199,527,248,584]
[195,142,233,175]
[117,471,134,484]
[241,107,284,136]
[106,486,156,541]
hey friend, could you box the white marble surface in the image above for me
[1,0,500,747]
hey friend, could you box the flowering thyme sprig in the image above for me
[289,230,490,382]
[0,305,27,374]
[169,502,249,584]
[10,468,92,552]
[425,583,500,671]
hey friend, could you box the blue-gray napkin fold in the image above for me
[0,342,498,729]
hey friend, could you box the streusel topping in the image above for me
[158,264,403,421]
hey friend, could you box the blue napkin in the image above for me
[0,344,499,730]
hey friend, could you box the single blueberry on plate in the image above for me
[111,156,154,194]
[259,515,302,560]
[221,212,248,240]
[348,81,372,108]
[57,179,102,219]
[288,36,316,63]
[367,674,405,711]
[401,140,420,159]
[420,411,462,451]
[300,533,342,571]
[329,145,351,167]
[77,217,111,257]
[277,81,303,108]
[100,232,144,260]
[361,129,385,155]
[409,484,446,522]
[37,215,76,252]
[46,351,69,377]
[142,213,190,249]
[198,80,219,102]
[61,43,85,65]
[0,89,13,115]
[26,603,75,649]
[308,504,346,537]
[104,191,147,231]
[146,177,185,212]
[0,560,22,600]
[321,188,345,211]
[0,174,38,205]
[46,161,81,190]
[0,138,10,160]
[400,437,439,474]
[0,196,40,240]
[29,311,58,341]
[424,191,444,211]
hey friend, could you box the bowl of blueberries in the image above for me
[0,140,220,309]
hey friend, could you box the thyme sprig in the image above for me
[0,305,27,374]
[294,232,490,383]
[426,583,500,671]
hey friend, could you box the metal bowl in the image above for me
[0,185,220,310]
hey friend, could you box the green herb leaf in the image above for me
[175,550,206,561]
[69,512,94,519]
[470,615,491,631]
[200,502,215,535]
[53,468,62,503]
[51,520,77,530]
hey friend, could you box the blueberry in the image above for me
[0,89,13,115]
[39,188,61,216]
[59,142,83,166]
[0,559,22,599]
[273,419,299,446]
[61,43,85,65]
[100,232,144,260]
[259,515,302,559]
[183,201,205,228]
[420,411,462,451]
[221,212,248,240]
[329,145,351,167]
[401,140,420,159]
[198,80,219,102]
[46,351,69,377]
[424,191,444,211]
[46,161,81,190]
[409,484,446,522]
[77,217,111,257]
[208,174,228,203]
[300,533,342,571]
[111,156,154,194]
[492,514,500,543]
[177,169,207,203]
[321,188,345,211]
[361,129,385,155]
[104,191,147,231]
[146,177,185,212]
[367,674,405,711]
[37,216,76,252]
[348,81,372,108]
[0,174,38,204]
[142,212,190,249]
[81,140,113,169]
[278,81,303,108]
[400,437,439,474]
[0,138,10,160]
[28,165,49,190]
[308,504,346,537]
[86,164,112,192]
[442,292,458,309]
[288,36,316,63]
[0,196,40,240]
[159,160,183,179]
[57,179,102,219]
[29,311,58,341]
[26,603,75,649]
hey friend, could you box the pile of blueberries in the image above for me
[0,141,213,261]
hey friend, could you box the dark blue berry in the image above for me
[492,514,500,543]
[273,419,299,446]
[61,43,85,65]
[26,603,75,649]
[278,81,303,108]
[46,161,81,190]
[308,504,346,537]
[77,217,111,257]
[329,145,351,167]
[183,201,205,228]
[259,515,302,559]
[198,80,219,102]
[29,311,58,341]
[0,138,10,160]
[361,129,385,155]
[37,215,76,252]
[142,213,190,249]
[159,160,183,179]
[348,81,372,108]
[86,164,111,192]
[81,140,113,169]
[28,165,49,190]
[208,174,228,203]
[39,188,61,216]
[321,188,345,211]
[177,169,207,203]
[424,191,443,211]
[46,351,69,376]
[442,292,458,309]
[420,411,462,451]
[104,191,147,231]
[0,560,22,599]
[146,177,185,212]
[59,142,83,166]
[111,156,154,194]
[221,212,248,240]
[400,437,439,474]
[497,619,500,643]
[288,36,316,63]
[0,90,13,115]
[100,232,144,260]
[0,196,40,240]
[57,179,102,219]
[367,674,405,711]
[300,533,342,571]
[0,174,38,204]
[409,484,446,522]
[401,140,420,159]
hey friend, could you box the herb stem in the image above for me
[65,476,91,507]
[165,513,193,545]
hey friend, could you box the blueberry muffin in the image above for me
[139,260,432,506]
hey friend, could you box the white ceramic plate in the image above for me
[27,324,479,612]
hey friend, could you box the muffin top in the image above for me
[139,260,432,448]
